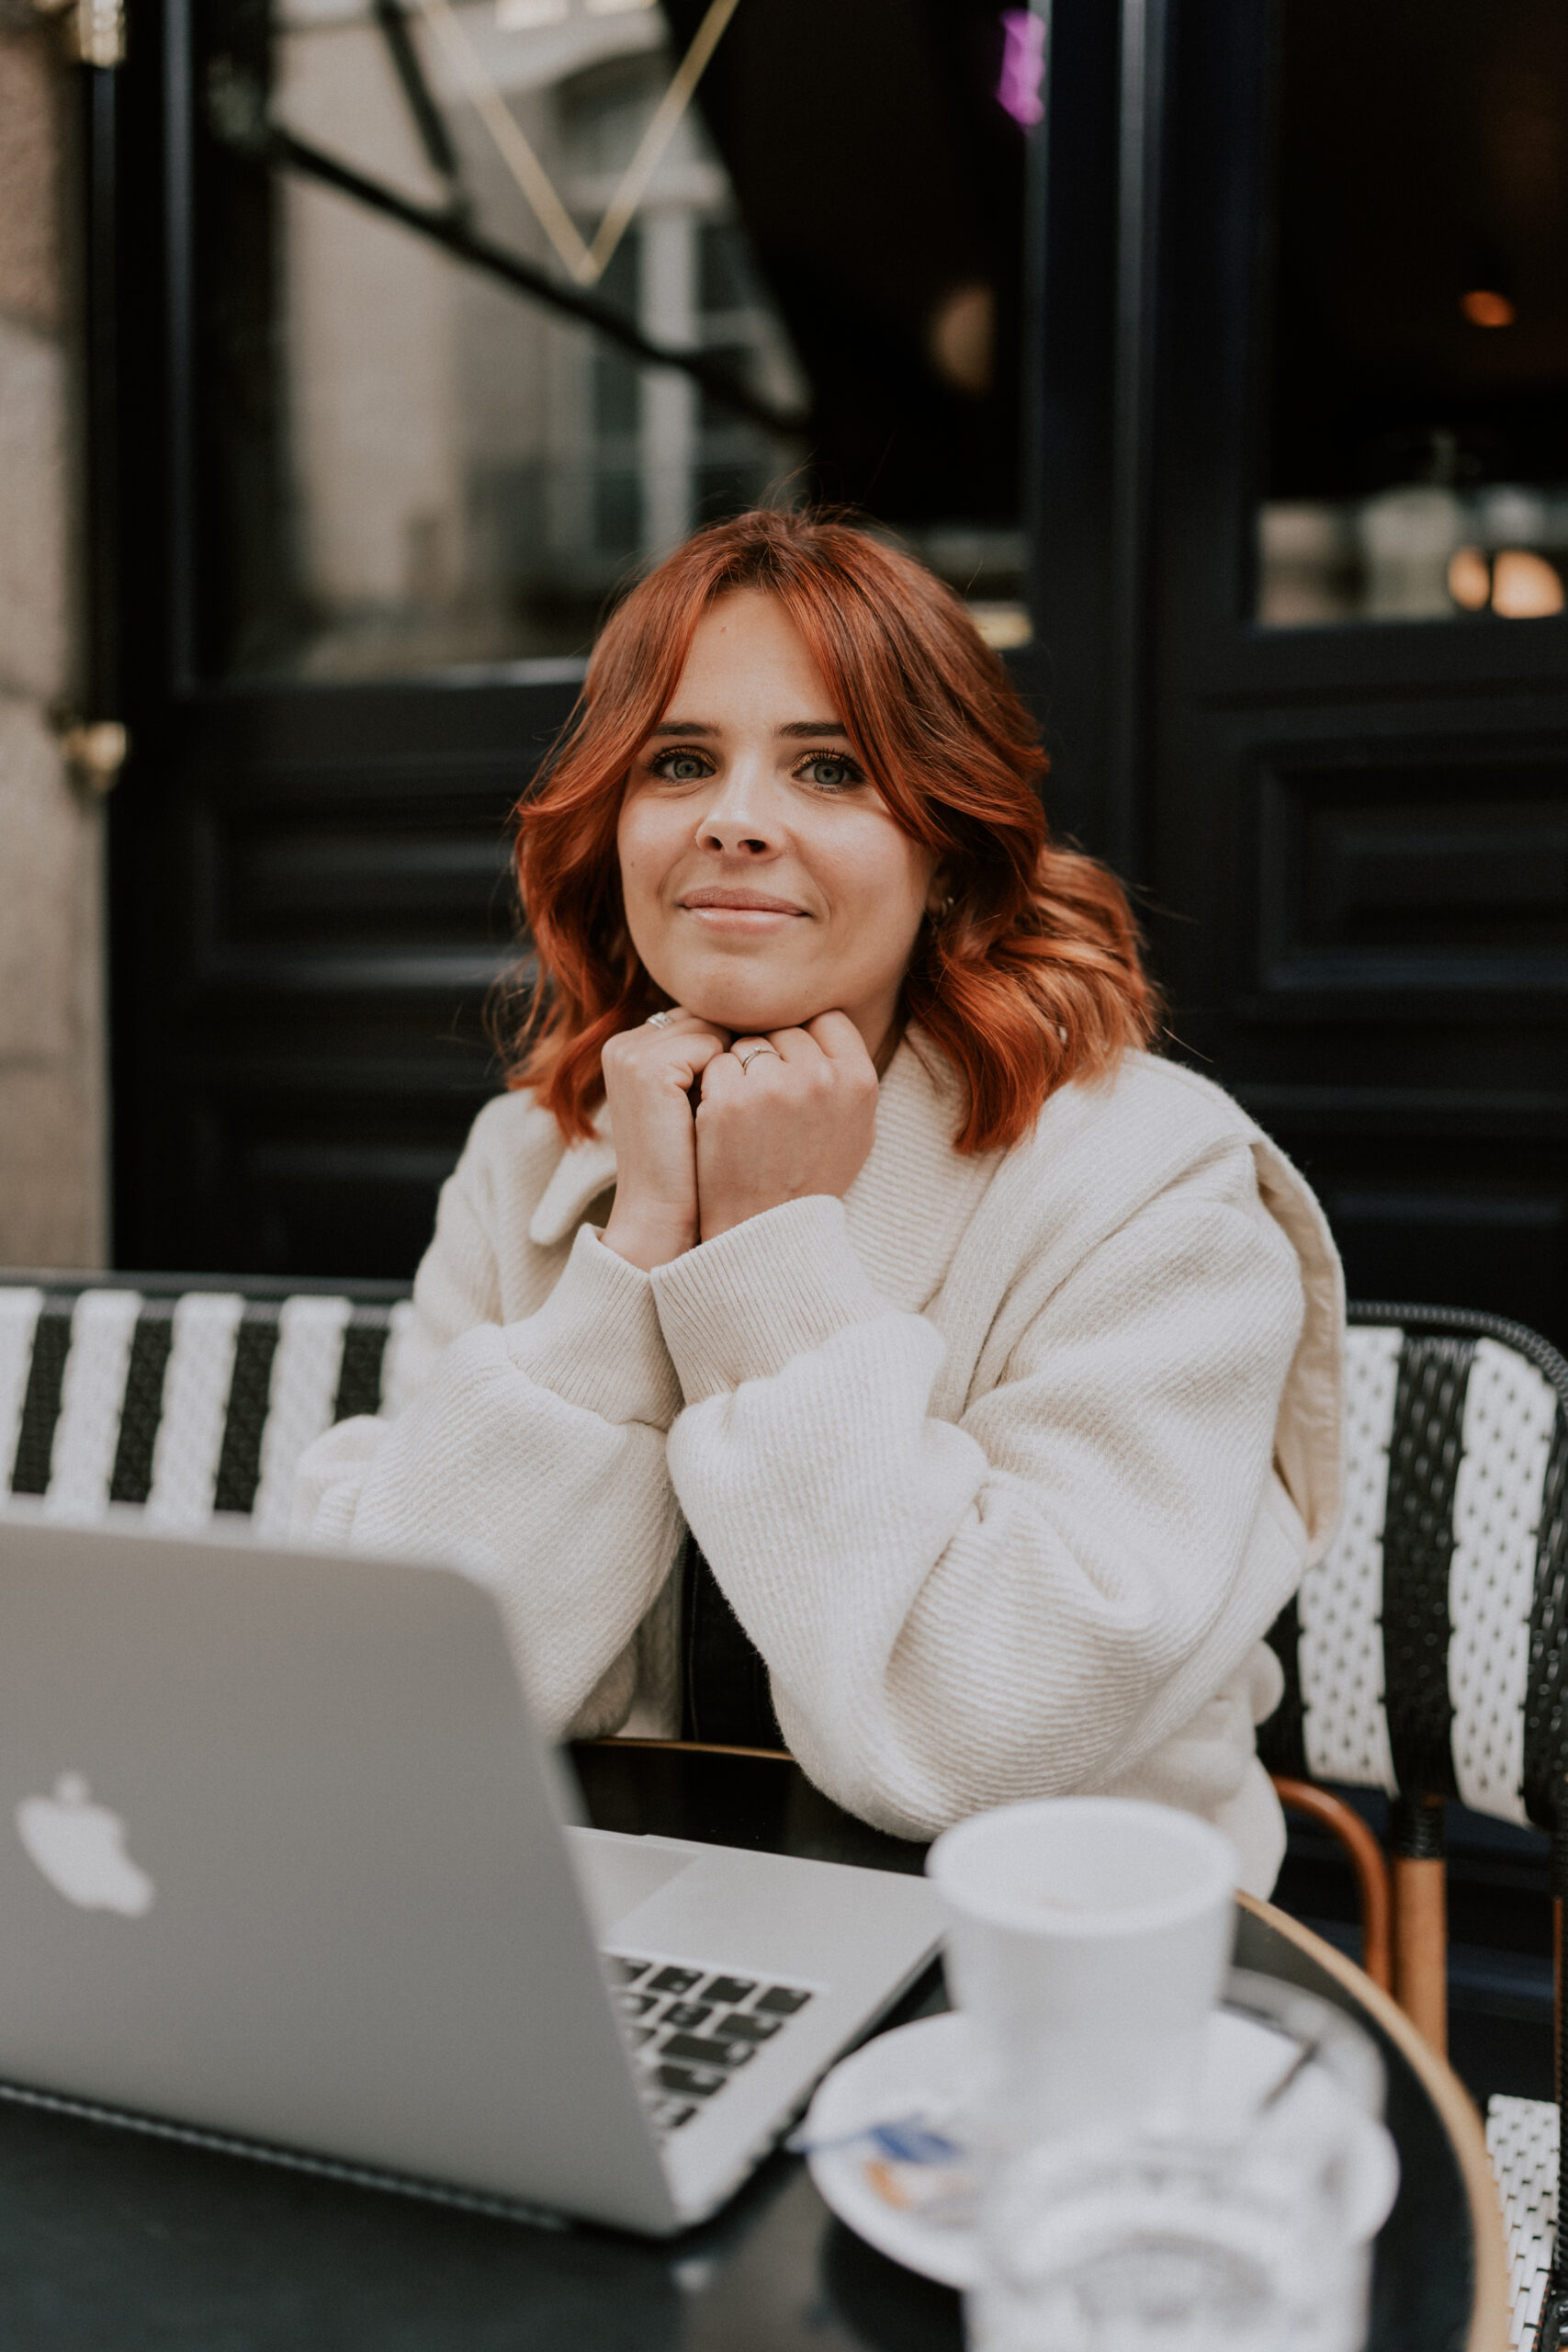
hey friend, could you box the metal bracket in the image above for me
[32,0,124,68]
[51,712,129,795]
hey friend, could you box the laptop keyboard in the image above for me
[605,1956,814,2134]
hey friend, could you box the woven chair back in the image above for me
[0,1273,414,1537]
[1260,1303,1568,1839]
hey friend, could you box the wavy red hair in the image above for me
[509,508,1159,1153]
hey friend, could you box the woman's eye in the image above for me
[654,751,711,783]
[798,754,863,790]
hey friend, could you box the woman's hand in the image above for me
[695,1012,879,1243]
[600,1010,729,1270]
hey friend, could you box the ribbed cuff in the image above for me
[650,1196,885,1403]
[505,1222,682,1427]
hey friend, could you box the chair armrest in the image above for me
[1270,1775,1393,1993]
[582,1735,794,1761]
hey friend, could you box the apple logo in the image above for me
[15,1773,156,1917]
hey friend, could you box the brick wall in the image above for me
[0,2,106,1269]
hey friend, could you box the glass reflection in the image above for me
[197,0,1034,679]
[1258,0,1568,628]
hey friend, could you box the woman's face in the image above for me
[617,589,939,1053]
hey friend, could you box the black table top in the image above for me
[0,1744,1498,2352]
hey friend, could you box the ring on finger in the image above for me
[736,1043,780,1073]
[646,1009,675,1030]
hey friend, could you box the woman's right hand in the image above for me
[599,1009,730,1271]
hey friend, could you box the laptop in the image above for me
[0,1512,943,2233]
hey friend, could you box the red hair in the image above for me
[509,509,1159,1153]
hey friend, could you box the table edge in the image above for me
[1238,1892,1508,2352]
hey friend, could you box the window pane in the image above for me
[195,0,1038,680]
[1257,0,1568,628]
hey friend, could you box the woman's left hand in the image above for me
[695,1012,880,1242]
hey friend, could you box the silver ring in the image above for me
[646,1010,674,1029]
[736,1044,779,1073]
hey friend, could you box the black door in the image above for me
[105,0,1046,1278]
[1039,0,1568,1351]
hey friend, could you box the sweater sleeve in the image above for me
[649,1153,1305,1841]
[293,1125,684,1740]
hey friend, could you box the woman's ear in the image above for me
[926,872,955,919]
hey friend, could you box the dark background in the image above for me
[97,0,1568,1357]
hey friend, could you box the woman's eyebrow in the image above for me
[646,718,848,738]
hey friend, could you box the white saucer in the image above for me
[801,2009,1400,2290]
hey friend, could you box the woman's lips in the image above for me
[678,888,807,930]
[681,888,806,912]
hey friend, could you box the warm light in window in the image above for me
[1447,546,1491,610]
[968,601,1033,649]
[927,283,997,396]
[1491,548,1564,619]
[1460,288,1517,328]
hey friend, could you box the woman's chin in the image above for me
[684,991,823,1037]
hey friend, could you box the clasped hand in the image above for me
[599,1009,879,1272]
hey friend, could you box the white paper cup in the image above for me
[927,1797,1238,2151]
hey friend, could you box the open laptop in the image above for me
[0,1513,942,2233]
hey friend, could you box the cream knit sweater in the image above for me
[295,1032,1343,1896]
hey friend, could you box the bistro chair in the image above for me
[5,1272,1565,2346]
[1259,1303,1568,2352]
[0,1272,417,1534]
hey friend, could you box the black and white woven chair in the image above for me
[5,1273,1566,2346]
[0,1272,416,1536]
[1259,1304,1568,2352]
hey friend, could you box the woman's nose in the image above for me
[694,762,781,855]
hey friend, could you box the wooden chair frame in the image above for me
[1269,1776,1393,1993]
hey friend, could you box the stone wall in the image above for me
[0,4,106,1269]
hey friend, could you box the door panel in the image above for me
[1255,749,1568,1002]
[111,682,577,1275]
[1138,0,1568,1349]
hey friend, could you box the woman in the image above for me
[295,508,1342,1897]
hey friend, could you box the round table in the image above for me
[0,1745,1508,2352]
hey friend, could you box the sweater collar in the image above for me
[842,1027,1000,1310]
[527,1109,618,1246]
